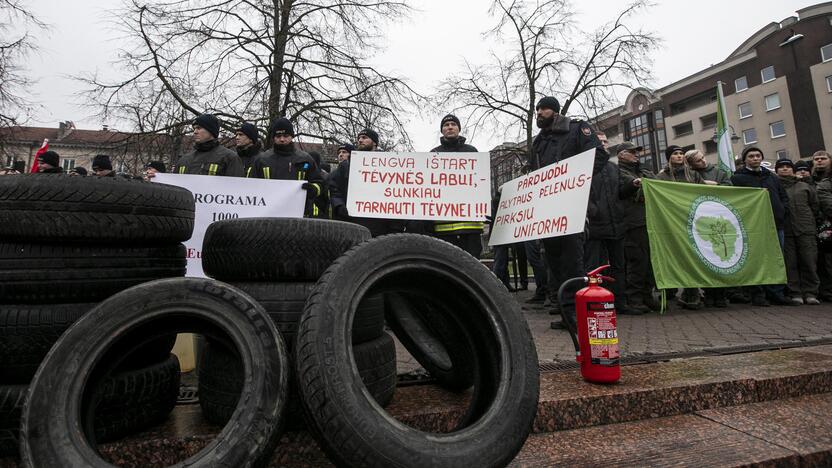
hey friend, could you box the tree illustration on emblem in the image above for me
[695,216,737,262]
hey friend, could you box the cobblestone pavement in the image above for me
[395,285,832,374]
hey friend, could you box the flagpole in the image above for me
[715,82,736,174]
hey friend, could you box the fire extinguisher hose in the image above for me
[557,276,587,355]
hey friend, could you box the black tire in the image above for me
[1,356,180,459]
[295,234,539,468]
[385,292,476,391]
[0,174,195,243]
[0,243,186,304]
[0,304,177,383]
[0,384,26,457]
[230,282,385,347]
[199,332,397,428]
[202,218,371,281]
[20,278,289,467]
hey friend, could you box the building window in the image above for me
[654,109,664,124]
[761,66,775,83]
[764,93,781,112]
[738,102,753,119]
[770,121,786,139]
[62,159,76,171]
[822,43,832,62]
[700,113,717,130]
[672,121,693,138]
[743,128,758,145]
[703,140,718,154]
[826,75,832,93]
[776,149,788,160]
[735,76,748,93]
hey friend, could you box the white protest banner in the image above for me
[488,148,594,246]
[347,151,491,221]
[154,174,305,277]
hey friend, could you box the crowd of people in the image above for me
[3,98,831,324]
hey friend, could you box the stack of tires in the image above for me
[198,218,396,427]
[0,174,195,457]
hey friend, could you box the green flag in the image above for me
[643,179,786,289]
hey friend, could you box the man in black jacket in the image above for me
[174,114,244,177]
[92,154,115,177]
[37,151,63,174]
[530,96,602,329]
[731,146,791,306]
[235,122,261,172]
[247,117,324,218]
[429,114,484,258]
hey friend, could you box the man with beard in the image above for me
[235,122,261,173]
[247,117,324,218]
[530,96,602,329]
[429,114,484,258]
[329,129,405,236]
[173,114,243,177]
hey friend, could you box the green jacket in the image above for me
[618,160,655,230]
[779,175,818,236]
[696,164,732,185]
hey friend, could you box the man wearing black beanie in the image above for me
[37,150,63,174]
[247,117,324,218]
[428,113,483,258]
[171,113,243,177]
[235,122,261,172]
[531,95,603,330]
[92,154,115,177]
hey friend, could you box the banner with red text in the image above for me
[347,151,491,221]
[488,148,594,245]
[154,174,305,277]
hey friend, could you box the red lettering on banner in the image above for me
[517,163,570,191]
[512,216,568,237]
[430,173,475,186]
[355,201,416,215]
[494,208,535,226]
[362,155,415,169]
[426,156,478,171]
[538,175,591,198]
[419,202,472,218]
[360,171,424,185]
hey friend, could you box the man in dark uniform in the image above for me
[37,151,63,174]
[247,117,324,218]
[616,141,658,314]
[429,114,484,258]
[530,96,601,329]
[329,129,405,236]
[235,122,261,172]
[92,154,115,177]
[173,114,243,177]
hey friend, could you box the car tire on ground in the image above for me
[0,175,195,243]
[20,278,290,467]
[295,234,539,468]
[202,218,371,281]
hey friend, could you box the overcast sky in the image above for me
[24,0,815,150]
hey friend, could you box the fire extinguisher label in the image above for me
[586,301,620,365]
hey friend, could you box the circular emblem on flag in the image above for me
[686,196,748,275]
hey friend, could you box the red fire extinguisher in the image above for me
[557,265,620,384]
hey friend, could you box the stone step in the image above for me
[510,392,832,467]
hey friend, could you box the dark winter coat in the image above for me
[695,164,732,185]
[247,144,325,218]
[778,175,818,236]
[236,142,261,172]
[731,166,789,230]
[174,140,243,177]
[815,178,832,220]
[587,151,622,239]
[39,167,63,174]
[430,136,478,153]
[618,159,655,231]
[530,115,600,170]
[328,158,404,237]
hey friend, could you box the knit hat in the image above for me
[440,114,461,131]
[194,114,220,138]
[794,159,812,173]
[535,96,561,113]
[69,166,88,176]
[338,143,355,153]
[665,145,684,160]
[357,128,379,145]
[92,154,113,171]
[146,160,166,173]
[237,122,259,143]
[742,146,764,161]
[38,150,59,168]
[269,117,295,139]
[775,159,794,170]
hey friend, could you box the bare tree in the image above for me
[0,0,44,129]
[78,0,421,156]
[438,0,659,159]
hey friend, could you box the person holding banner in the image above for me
[429,114,485,258]
[173,114,244,178]
[530,96,601,328]
[247,117,325,218]
[617,142,658,314]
